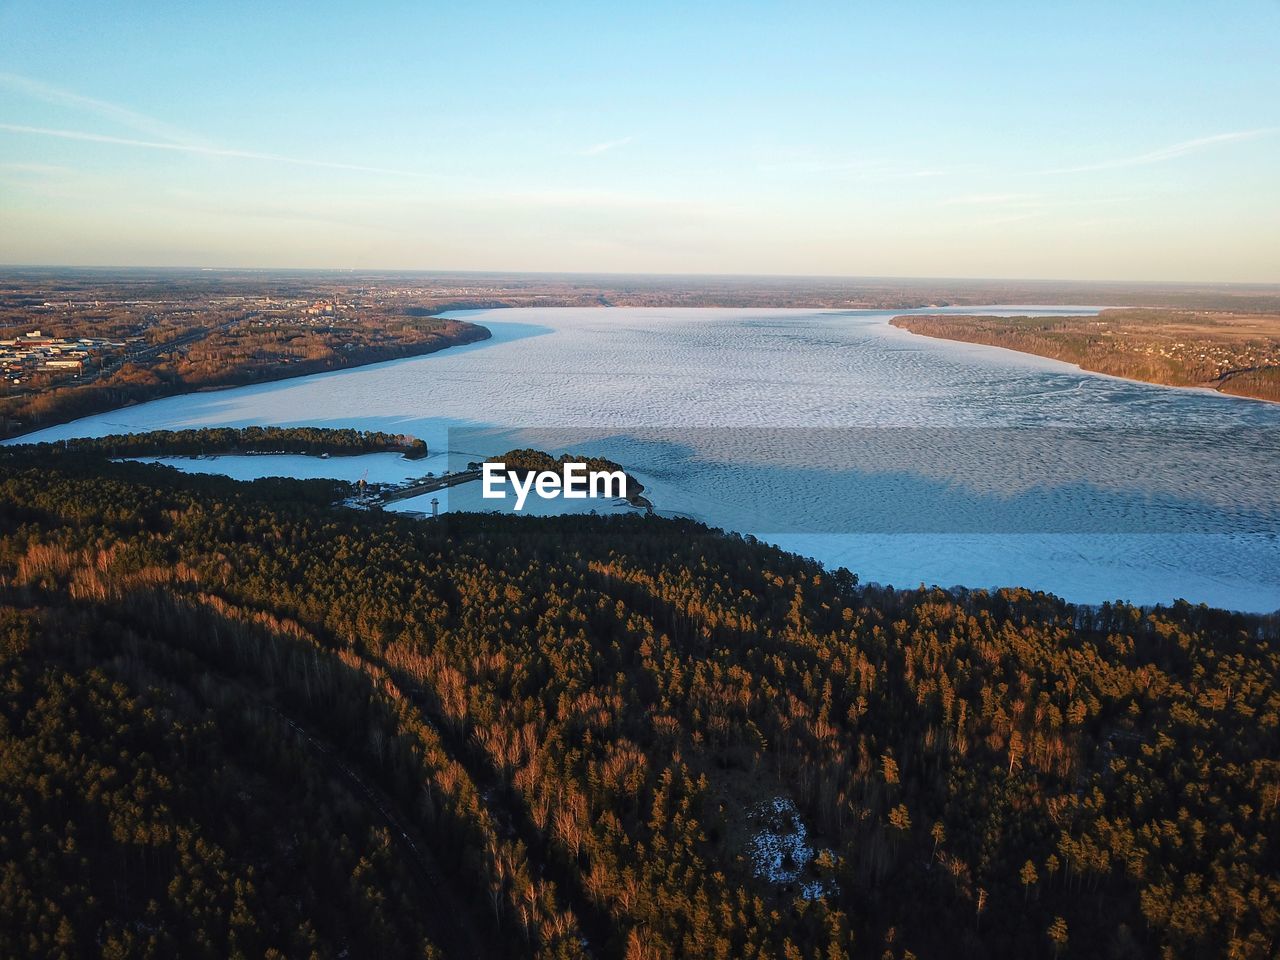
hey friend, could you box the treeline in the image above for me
[0,448,1277,958]
[24,426,429,459]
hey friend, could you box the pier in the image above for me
[375,468,482,504]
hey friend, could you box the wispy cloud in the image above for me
[757,152,954,180]
[0,161,72,175]
[1,72,419,176]
[974,211,1042,227]
[943,192,1038,206]
[0,71,201,146]
[0,123,422,176]
[758,157,890,176]
[581,136,633,156]
[1039,129,1275,174]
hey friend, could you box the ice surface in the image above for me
[8,306,1280,610]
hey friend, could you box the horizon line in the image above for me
[1,262,1279,288]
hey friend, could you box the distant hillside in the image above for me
[1,448,1277,959]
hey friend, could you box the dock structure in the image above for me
[376,468,481,504]
[373,465,654,515]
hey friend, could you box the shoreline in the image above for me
[889,316,1280,407]
[5,304,1276,611]
[1,321,493,443]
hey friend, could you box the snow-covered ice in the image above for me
[8,306,1280,610]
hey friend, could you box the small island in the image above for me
[487,447,651,511]
[891,309,1280,402]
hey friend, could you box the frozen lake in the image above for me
[10,306,1280,611]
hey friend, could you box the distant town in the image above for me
[0,329,131,383]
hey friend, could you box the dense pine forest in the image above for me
[1,447,1277,959]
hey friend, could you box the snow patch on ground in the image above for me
[747,797,838,900]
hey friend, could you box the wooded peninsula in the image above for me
[891,310,1280,402]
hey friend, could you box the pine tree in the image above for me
[1047,916,1068,957]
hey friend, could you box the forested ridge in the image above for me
[1,449,1277,959]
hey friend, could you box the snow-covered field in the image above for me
[9,306,1280,610]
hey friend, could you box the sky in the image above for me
[1,1,1278,281]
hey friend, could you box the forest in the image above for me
[0,445,1277,959]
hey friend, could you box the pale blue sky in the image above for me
[1,1,1277,280]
